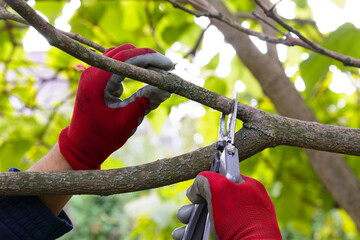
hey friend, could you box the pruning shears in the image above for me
[182,91,244,240]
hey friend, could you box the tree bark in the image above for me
[1,106,359,196]
[0,126,274,196]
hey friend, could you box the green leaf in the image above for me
[161,23,191,45]
[0,30,13,61]
[330,0,346,8]
[0,140,32,171]
[293,0,308,8]
[204,76,227,96]
[300,23,360,96]
[147,105,168,134]
[226,0,255,12]
[196,107,219,145]
[228,57,263,99]
[75,3,107,25]
[46,47,76,69]
[68,15,94,42]
[98,5,125,41]
[34,1,66,24]
[204,53,220,70]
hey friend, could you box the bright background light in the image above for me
[24,0,81,52]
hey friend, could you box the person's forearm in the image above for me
[27,143,73,216]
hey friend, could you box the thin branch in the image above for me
[0,8,106,53]
[183,23,210,59]
[167,0,289,45]
[252,11,285,35]
[234,12,256,20]
[235,11,318,28]
[254,0,360,67]
[144,2,164,53]
[58,30,106,53]
[167,0,360,68]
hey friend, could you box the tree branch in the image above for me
[1,0,359,196]
[167,0,289,45]
[0,125,275,196]
[0,7,106,53]
[254,0,360,67]
[235,11,318,28]
[183,24,210,59]
[258,113,360,155]
[167,0,360,68]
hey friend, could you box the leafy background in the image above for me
[0,0,359,239]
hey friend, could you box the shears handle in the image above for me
[182,151,221,240]
[182,203,208,240]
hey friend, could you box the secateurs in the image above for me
[182,91,244,240]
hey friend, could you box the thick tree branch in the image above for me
[259,113,360,155]
[167,0,360,68]
[0,144,216,196]
[0,126,275,196]
[1,0,359,197]
[1,110,358,196]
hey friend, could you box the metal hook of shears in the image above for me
[218,91,239,146]
[216,91,243,184]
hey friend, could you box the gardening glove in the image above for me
[59,44,173,170]
[173,171,282,240]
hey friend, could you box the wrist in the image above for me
[27,142,73,172]
[26,142,73,216]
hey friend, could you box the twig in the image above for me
[252,11,286,35]
[144,2,164,52]
[167,0,289,45]
[0,8,106,53]
[235,11,318,28]
[183,23,210,59]
[254,0,360,67]
[234,12,256,20]
[167,0,360,68]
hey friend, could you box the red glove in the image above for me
[175,172,282,240]
[59,44,173,170]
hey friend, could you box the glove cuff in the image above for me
[58,127,101,170]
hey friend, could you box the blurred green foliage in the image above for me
[0,0,359,239]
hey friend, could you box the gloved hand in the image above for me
[173,171,282,240]
[59,44,173,170]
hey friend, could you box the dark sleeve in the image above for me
[0,168,73,240]
[0,221,20,240]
